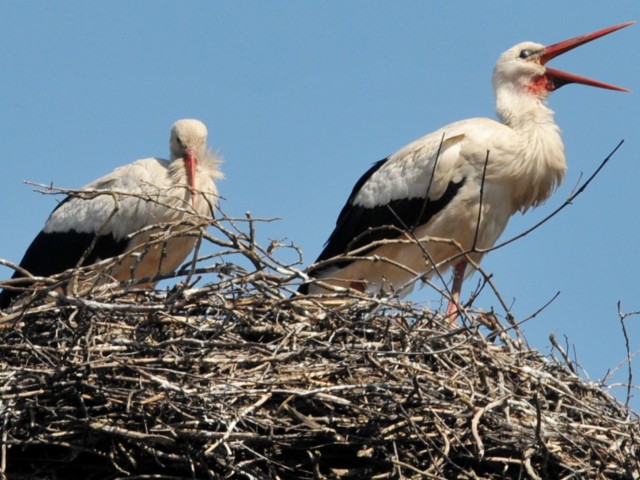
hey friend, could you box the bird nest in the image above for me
[0,215,638,480]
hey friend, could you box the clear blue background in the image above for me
[1,2,638,409]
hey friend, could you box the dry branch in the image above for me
[0,213,638,480]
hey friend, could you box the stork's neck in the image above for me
[495,85,557,130]
[495,87,567,211]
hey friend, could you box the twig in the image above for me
[617,301,637,409]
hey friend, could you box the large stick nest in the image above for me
[0,215,638,479]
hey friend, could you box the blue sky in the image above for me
[1,2,638,409]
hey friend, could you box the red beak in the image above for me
[540,21,633,92]
[183,148,198,208]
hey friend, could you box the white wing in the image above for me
[44,157,175,239]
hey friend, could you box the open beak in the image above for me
[183,148,198,208]
[540,21,633,92]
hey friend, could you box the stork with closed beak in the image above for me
[298,22,632,318]
[0,119,224,309]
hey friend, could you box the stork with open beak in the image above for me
[299,22,632,318]
[0,119,224,309]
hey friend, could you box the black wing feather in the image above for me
[303,156,466,287]
[0,229,129,309]
[316,178,465,264]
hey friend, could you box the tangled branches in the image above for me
[0,213,638,479]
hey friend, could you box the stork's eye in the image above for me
[519,49,534,59]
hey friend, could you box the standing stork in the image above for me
[298,22,632,318]
[0,119,224,309]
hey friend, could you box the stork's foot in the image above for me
[444,261,467,324]
[445,297,460,324]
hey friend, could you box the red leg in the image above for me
[445,261,467,322]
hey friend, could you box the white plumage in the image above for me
[300,23,631,318]
[0,119,223,308]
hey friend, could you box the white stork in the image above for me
[298,22,632,318]
[0,119,223,309]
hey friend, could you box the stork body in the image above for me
[0,119,223,309]
[299,23,631,317]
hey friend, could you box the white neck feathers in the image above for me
[496,87,567,211]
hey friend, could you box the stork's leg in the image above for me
[445,261,467,322]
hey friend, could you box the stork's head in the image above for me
[170,119,208,207]
[170,119,208,160]
[492,22,632,101]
